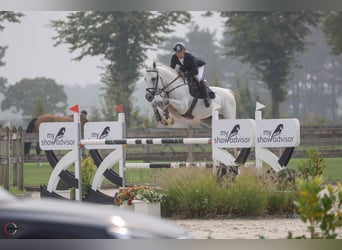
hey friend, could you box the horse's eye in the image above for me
[151,77,156,82]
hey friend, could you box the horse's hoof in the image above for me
[168,118,174,125]
[161,119,168,126]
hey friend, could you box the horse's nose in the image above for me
[145,92,154,102]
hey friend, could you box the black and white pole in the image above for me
[81,138,212,145]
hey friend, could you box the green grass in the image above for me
[24,162,53,186]
[287,157,342,182]
[22,162,167,188]
[20,157,342,188]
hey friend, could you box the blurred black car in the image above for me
[0,188,191,239]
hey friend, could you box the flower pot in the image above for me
[121,200,134,210]
[132,200,161,217]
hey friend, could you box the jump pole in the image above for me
[118,112,125,187]
[74,112,83,201]
[255,102,265,169]
[81,138,212,145]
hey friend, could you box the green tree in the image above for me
[0,12,24,31]
[221,11,320,118]
[89,106,102,122]
[0,11,24,93]
[1,77,68,117]
[284,26,342,122]
[322,11,342,55]
[235,78,256,118]
[51,11,191,126]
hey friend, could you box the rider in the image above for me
[170,42,211,108]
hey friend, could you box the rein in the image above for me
[146,68,186,98]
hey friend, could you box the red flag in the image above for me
[115,104,124,113]
[69,104,79,113]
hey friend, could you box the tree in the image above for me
[51,11,191,126]
[0,12,24,31]
[1,77,68,117]
[235,78,256,119]
[221,11,320,118]
[322,11,342,55]
[283,26,342,123]
[0,11,24,93]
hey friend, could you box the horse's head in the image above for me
[144,62,160,102]
[144,62,180,102]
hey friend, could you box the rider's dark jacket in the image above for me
[170,52,206,77]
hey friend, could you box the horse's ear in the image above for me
[153,62,156,69]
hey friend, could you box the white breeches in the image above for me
[194,66,205,82]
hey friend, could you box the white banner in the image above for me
[256,119,300,147]
[39,122,78,150]
[84,122,123,149]
[212,119,255,148]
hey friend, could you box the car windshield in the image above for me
[0,187,17,203]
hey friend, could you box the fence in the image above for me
[1,125,340,190]
[0,126,24,190]
[23,126,342,162]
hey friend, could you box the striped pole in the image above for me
[81,138,211,145]
[125,162,213,169]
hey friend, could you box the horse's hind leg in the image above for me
[24,142,31,156]
[36,143,42,155]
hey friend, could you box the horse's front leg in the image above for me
[151,100,168,125]
[151,100,173,126]
[159,99,175,125]
[162,107,174,125]
[151,101,162,122]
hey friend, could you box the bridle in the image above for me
[145,67,186,98]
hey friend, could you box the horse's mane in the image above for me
[155,63,179,77]
[145,62,177,74]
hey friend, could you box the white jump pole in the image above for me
[74,112,82,201]
[118,112,125,187]
[255,102,265,169]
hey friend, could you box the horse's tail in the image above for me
[26,117,37,133]
[24,117,37,155]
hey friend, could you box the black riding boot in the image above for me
[199,80,211,108]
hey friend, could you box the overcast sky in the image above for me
[0,11,223,87]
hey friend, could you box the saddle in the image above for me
[187,77,216,100]
[181,77,216,119]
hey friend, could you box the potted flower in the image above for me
[114,186,164,216]
[132,186,164,217]
[114,186,139,209]
[133,186,164,203]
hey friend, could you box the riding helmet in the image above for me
[173,42,185,52]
